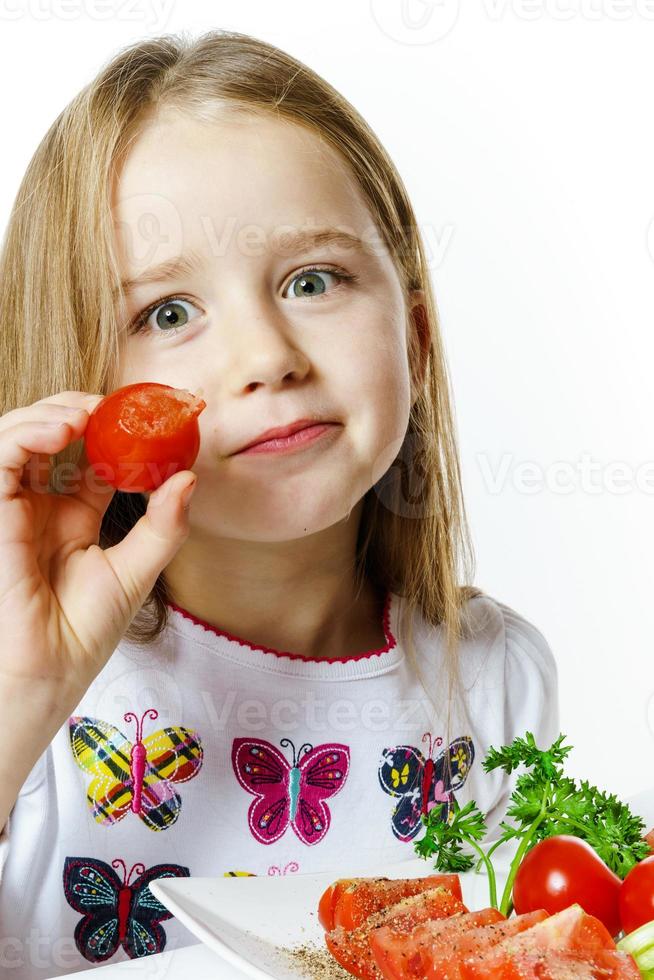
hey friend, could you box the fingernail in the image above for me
[181,478,197,508]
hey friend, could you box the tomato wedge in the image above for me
[391,910,549,980]
[460,905,618,980]
[370,908,505,980]
[332,874,462,931]
[318,878,362,931]
[325,885,467,980]
[461,947,640,979]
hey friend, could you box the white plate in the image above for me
[150,788,654,980]
[150,847,514,980]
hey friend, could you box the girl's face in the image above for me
[112,109,423,542]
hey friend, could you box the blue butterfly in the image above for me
[378,732,475,842]
[62,856,189,962]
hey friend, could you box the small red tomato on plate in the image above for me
[84,382,206,492]
[619,854,654,936]
[512,834,622,938]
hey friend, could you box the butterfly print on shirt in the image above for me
[69,708,203,831]
[62,856,189,962]
[232,737,350,846]
[378,732,475,842]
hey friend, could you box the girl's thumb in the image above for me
[101,472,196,612]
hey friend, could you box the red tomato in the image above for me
[332,873,462,931]
[619,853,654,935]
[376,909,548,980]
[370,907,507,980]
[318,878,359,931]
[325,885,466,980]
[83,382,206,492]
[460,905,631,980]
[462,948,639,980]
[512,835,622,938]
[644,828,654,855]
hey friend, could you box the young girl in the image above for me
[0,29,558,978]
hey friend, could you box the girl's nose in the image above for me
[225,313,311,394]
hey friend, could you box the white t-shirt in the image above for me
[0,590,559,978]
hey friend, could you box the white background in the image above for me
[1,1,653,800]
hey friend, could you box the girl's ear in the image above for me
[408,290,430,407]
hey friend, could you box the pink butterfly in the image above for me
[232,737,350,846]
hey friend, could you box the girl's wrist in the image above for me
[0,670,87,722]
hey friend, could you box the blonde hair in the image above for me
[0,29,485,743]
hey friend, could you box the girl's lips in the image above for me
[236,422,340,456]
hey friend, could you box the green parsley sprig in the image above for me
[414,731,649,917]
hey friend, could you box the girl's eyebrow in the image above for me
[116,228,376,297]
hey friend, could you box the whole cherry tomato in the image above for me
[619,854,654,935]
[512,834,622,938]
[84,382,206,492]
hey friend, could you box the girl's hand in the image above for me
[0,390,196,702]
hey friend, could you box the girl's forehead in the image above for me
[111,111,380,274]
[115,109,355,207]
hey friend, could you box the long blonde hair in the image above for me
[0,29,484,741]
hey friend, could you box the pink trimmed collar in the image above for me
[165,590,396,665]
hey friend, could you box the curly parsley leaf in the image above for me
[413,730,650,915]
[482,731,572,780]
[414,800,487,873]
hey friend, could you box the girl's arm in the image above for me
[0,674,87,833]
[0,390,197,834]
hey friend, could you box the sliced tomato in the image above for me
[333,874,462,931]
[319,878,363,931]
[461,948,640,979]
[401,909,550,980]
[459,905,618,980]
[325,885,467,980]
[370,907,505,980]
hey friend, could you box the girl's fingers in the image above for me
[0,397,102,495]
[100,470,195,616]
[17,408,96,494]
[21,450,53,494]
[21,408,119,524]
[0,393,102,435]
[65,434,118,521]
[0,420,77,501]
[0,394,110,513]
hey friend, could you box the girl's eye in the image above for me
[127,266,358,337]
[282,266,358,300]
[129,297,201,337]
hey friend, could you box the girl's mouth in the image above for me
[235,422,341,456]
